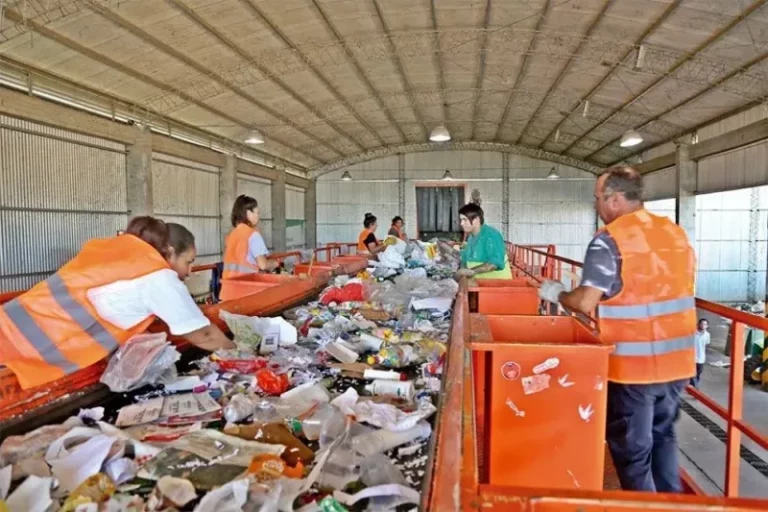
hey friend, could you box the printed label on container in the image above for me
[522,374,551,395]
[501,362,521,381]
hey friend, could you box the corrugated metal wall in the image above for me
[317,151,597,261]
[643,167,677,201]
[152,153,221,265]
[237,174,273,250]
[508,157,596,262]
[317,156,399,244]
[0,115,128,292]
[286,185,306,249]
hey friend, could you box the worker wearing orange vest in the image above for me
[357,213,385,257]
[221,195,278,301]
[539,166,696,493]
[0,217,234,390]
[388,216,407,241]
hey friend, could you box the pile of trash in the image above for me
[0,243,460,512]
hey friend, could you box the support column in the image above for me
[502,153,510,241]
[748,188,759,302]
[219,154,237,251]
[675,140,697,245]
[305,179,317,249]
[272,171,287,252]
[126,125,153,217]
[398,153,405,218]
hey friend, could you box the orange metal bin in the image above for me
[293,262,335,277]
[219,273,298,302]
[470,278,539,315]
[472,313,613,491]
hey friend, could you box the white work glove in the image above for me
[455,268,476,279]
[538,280,565,304]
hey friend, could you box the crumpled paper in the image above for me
[330,388,436,431]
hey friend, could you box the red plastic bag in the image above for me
[256,369,290,395]
[319,283,365,305]
[217,358,268,374]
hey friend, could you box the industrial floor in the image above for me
[673,310,768,498]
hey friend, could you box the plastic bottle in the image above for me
[223,394,256,423]
[362,369,404,381]
[301,403,336,441]
[364,379,415,401]
[350,422,432,457]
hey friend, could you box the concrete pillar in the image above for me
[675,140,697,245]
[219,154,237,251]
[126,125,153,217]
[305,179,317,249]
[272,171,287,252]
[398,153,405,218]
[502,153,510,240]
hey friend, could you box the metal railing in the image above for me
[512,244,768,498]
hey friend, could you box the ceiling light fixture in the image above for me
[430,125,451,142]
[341,171,352,181]
[244,129,265,144]
[635,44,647,70]
[620,129,643,147]
[547,167,560,180]
[442,170,454,181]
[583,100,590,118]
[555,129,561,143]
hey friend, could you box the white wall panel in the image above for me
[697,140,768,194]
[237,174,273,250]
[0,116,128,292]
[286,185,306,249]
[152,154,220,262]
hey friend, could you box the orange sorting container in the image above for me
[471,314,612,491]
[470,279,539,315]
[293,262,335,277]
[219,273,297,302]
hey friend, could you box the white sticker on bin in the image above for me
[505,398,525,417]
[533,357,559,374]
[578,404,595,422]
[558,374,575,388]
[522,374,550,395]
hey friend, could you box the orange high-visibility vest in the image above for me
[357,229,377,253]
[223,223,260,279]
[598,209,697,384]
[390,225,406,241]
[0,235,170,389]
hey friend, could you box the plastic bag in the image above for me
[100,333,179,392]
[378,246,405,269]
[220,312,298,352]
[319,283,365,305]
[257,369,290,396]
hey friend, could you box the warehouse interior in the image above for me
[1,0,768,509]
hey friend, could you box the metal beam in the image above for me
[308,141,601,178]
[166,0,366,153]
[429,0,449,125]
[562,0,768,157]
[371,0,428,140]
[310,0,408,143]
[537,0,681,150]
[470,0,492,141]
[516,0,615,145]
[606,50,768,164]
[492,0,553,142]
[1,7,312,170]
[82,0,338,162]
[636,118,768,174]
[238,0,386,147]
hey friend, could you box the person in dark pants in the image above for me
[691,319,710,387]
[539,166,696,493]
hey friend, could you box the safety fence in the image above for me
[511,244,768,499]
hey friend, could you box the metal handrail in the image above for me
[513,243,768,498]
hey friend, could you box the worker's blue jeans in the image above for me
[606,379,688,493]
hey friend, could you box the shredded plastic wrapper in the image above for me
[100,333,180,392]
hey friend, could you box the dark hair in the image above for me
[392,216,403,225]
[231,195,258,227]
[698,318,708,325]
[125,216,170,259]
[459,203,484,225]
[166,223,196,255]
[364,213,377,229]
[601,165,643,202]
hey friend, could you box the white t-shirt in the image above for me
[694,330,710,364]
[86,269,210,336]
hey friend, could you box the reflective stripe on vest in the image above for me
[598,296,695,320]
[3,296,80,375]
[613,334,696,357]
[223,262,259,274]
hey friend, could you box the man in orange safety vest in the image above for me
[538,165,696,493]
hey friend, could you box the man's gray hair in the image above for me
[601,165,643,202]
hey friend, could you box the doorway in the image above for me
[416,186,465,241]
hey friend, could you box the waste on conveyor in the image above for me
[0,237,461,512]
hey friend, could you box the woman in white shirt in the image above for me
[0,217,234,389]
[691,318,710,388]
